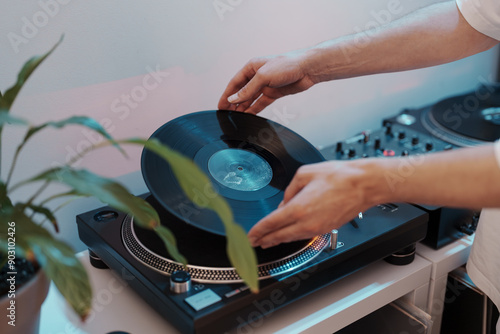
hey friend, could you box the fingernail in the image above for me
[228,93,239,103]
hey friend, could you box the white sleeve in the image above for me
[456,0,500,40]
[495,140,500,169]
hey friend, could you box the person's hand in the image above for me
[247,160,384,249]
[217,50,316,115]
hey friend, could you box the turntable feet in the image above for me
[88,249,109,269]
[384,243,416,265]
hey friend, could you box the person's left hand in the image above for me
[247,160,382,249]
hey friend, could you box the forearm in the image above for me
[364,143,500,209]
[301,1,498,83]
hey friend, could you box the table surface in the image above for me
[40,251,432,334]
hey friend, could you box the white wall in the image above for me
[1,0,498,251]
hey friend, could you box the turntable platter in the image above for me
[121,195,330,282]
[424,87,500,145]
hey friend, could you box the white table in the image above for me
[40,252,432,334]
[415,234,475,334]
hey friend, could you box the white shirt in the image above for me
[466,140,500,318]
[457,0,500,41]
[456,1,500,331]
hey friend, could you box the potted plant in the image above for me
[0,37,257,334]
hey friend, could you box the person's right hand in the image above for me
[217,50,316,114]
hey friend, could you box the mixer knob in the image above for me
[383,149,396,157]
[362,132,370,143]
[335,141,343,153]
[374,137,381,150]
[170,270,192,294]
[384,123,392,135]
[425,142,434,151]
[398,131,406,140]
[348,147,356,158]
[411,135,419,145]
[401,150,409,157]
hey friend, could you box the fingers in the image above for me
[248,172,311,248]
[247,205,295,247]
[217,58,268,111]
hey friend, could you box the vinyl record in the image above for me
[430,86,500,142]
[141,110,325,236]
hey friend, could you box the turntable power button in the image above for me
[170,270,192,294]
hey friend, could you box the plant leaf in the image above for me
[21,166,186,265]
[124,138,259,292]
[153,225,187,266]
[0,206,92,320]
[0,110,29,126]
[24,203,59,233]
[0,35,63,111]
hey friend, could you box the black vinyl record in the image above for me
[141,110,325,236]
[430,86,500,142]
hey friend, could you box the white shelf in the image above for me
[40,252,431,334]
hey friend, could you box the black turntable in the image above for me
[77,110,428,334]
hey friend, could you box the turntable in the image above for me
[76,110,428,334]
[385,83,500,147]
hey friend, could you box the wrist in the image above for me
[352,158,395,207]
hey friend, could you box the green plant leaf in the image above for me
[0,206,92,319]
[0,181,13,213]
[0,35,63,111]
[24,203,59,233]
[0,110,29,126]
[124,138,259,292]
[153,225,186,267]
[20,166,186,265]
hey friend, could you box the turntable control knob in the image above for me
[170,270,192,294]
[374,137,381,150]
[411,135,419,145]
[401,150,409,157]
[348,147,356,158]
[398,131,406,140]
[425,142,434,151]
